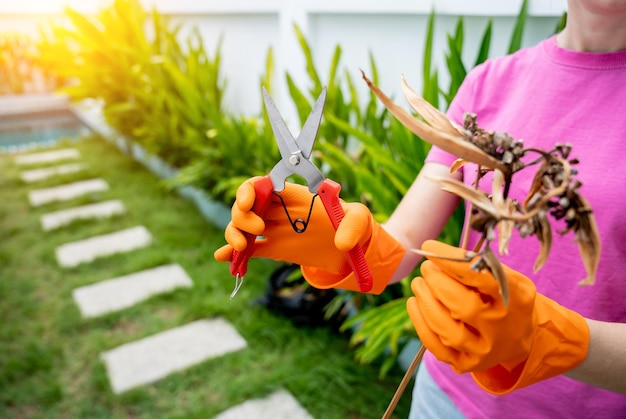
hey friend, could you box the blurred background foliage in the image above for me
[0,32,62,94]
[2,0,565,375]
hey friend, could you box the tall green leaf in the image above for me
[508,0,528,53]
[474,18,493,67]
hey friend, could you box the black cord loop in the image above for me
[273,190,318,233]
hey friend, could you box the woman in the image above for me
[215,0,626,416]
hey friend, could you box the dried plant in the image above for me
[362,71,601,306]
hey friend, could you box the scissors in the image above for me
[229,86,373,298]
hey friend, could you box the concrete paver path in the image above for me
[29,178,109,206]
[41,199,125,231]
[10,144,315,418]
[215,389,314,419]
[20,162,85,183]
[15,148,80,165]
[55,225,152,267]
[101,319,247,394]
[73,264,192,318]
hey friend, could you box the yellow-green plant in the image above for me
[0,32,60,94]
[38,0,224,168]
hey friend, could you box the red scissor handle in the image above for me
[317,179,373,293]
[230,176,274,278]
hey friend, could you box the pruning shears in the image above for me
[229,87,373,298]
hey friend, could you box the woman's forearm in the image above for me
[384,162,462,282]
[565,318,626,394]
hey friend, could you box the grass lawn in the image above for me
[0,135,413,418]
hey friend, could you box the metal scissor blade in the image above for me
[297,87,327,159]
[262,87,299,158]
[262,86,326,193]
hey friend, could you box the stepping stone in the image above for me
[101,319,247,394]
[15,148,80,165]
[215,389,313,419]
[41,200,125,231]
[20,163,85,183]
[55,226,152,267]
[28,178,109,206]
[72,264,193,318]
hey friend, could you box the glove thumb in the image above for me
[334,202,372,252]
[421,240,475,281]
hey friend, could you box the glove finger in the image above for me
[335,203,372,252]
[224,221,252,251]
[406,295,462,369]
[235,178,259,212]
[406,294,476,374]
[411,275,486,359]
[411,278,492,371]
[221,228,279,263]
[421,240,500,297]
[232,204,265,236]
[214,244,234,262]
[420,261,504,323]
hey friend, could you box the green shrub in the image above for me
[170,48,281,203]
[38,0,224,168]
[0,32,61,94]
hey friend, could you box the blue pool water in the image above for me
[0,109,90,152]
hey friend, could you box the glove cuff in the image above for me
[471,293,590,395]
[300,225,405,294]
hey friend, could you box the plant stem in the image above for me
[382,344,427,419]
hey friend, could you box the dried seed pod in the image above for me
[364,74,601,304]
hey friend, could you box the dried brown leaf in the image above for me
[361,71,509,173]
[427,175,499,218]
[401,74,465,138]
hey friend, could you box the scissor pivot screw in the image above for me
[289,155,300,166]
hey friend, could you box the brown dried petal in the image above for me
[532,210,553,273]
[481,245,510,307]
[491,169,514,255]
[497,202,515,256]
[523,161,550,210]
[575,194,601,286]
[450,158,468,174]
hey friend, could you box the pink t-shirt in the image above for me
[424,35,626,417]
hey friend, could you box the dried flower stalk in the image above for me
[362,71,601,305]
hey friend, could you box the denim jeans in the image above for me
[409,362,466,419]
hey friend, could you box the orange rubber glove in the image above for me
[406,240,590,395]
[214,179,405,294]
